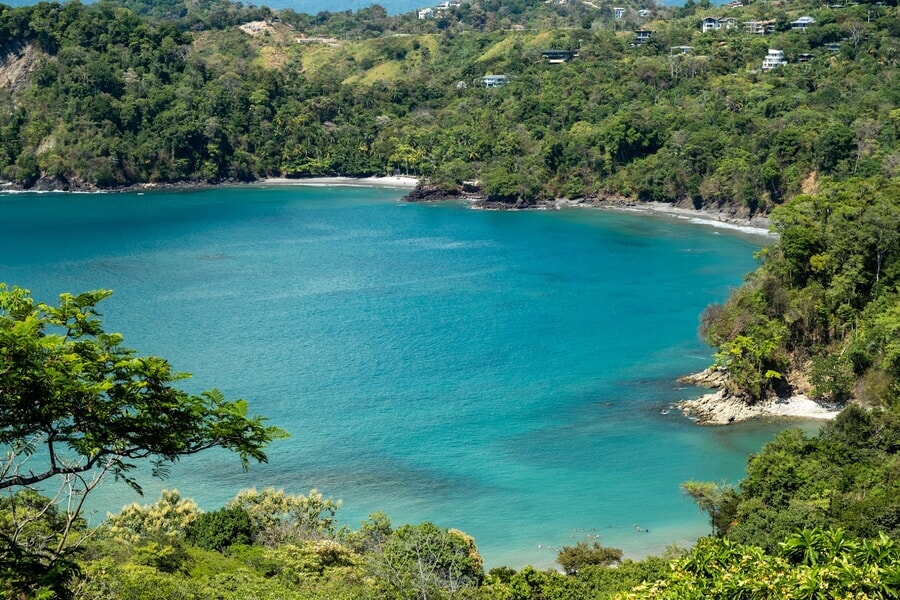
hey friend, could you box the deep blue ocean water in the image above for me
[0,185,819,568]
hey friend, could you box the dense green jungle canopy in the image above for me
[700,177,900,406]
[0,0,897,208]
[2,0,900,597]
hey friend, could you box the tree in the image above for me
[106,489,200,544]
[346,511,393,554]
[556,540,623,575]
[371,522,484,599]
[0,489,85,599]
[0,285,286,596]
[681,481,739,537]
[186,504,254,551]
[226,487,341,547]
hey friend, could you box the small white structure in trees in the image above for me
[762,49,787,70]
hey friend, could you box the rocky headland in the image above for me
[677,367,844,425]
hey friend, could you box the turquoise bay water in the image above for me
[1,185,816,568]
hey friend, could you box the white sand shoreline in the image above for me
[763,395,845,419]
[261,175,420,189]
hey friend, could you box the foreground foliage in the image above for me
[685,405,900,553]
[0,285,285,598]
[74,488,485,600]
[68,490,900,599]
[622,529,900,599]
[45,401,900,598]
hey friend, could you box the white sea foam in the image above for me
[686,217,776,238]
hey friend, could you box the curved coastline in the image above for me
[4,173,772,239]
[258,175,776,240]
[7,174,800,425]
[398,185,834,425]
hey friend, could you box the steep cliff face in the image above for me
[0,42,41,95]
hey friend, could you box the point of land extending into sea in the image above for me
[678,368,844,425]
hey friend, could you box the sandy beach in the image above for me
[763,395,844,419]
[262,175,420,189]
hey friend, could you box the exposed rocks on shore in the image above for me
[677,367,844,425]
[29,176,78,192]
[403,183,465,202]
[402,182,483,203]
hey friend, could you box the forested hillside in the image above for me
[698,177,900,408]
[1,0,896,210]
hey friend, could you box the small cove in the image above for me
[0,185,821,569]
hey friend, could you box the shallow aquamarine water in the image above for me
[0,185,818,568]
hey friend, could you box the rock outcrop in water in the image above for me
[677,367,844,425]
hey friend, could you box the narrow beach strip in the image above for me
[679,390,843,424]
[261,176,420,189]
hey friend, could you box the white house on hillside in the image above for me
[744,19,776,34]
[790,16,816,31]
[762,49,787,70]
[482,75,508,88]
[701,16,736,33]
